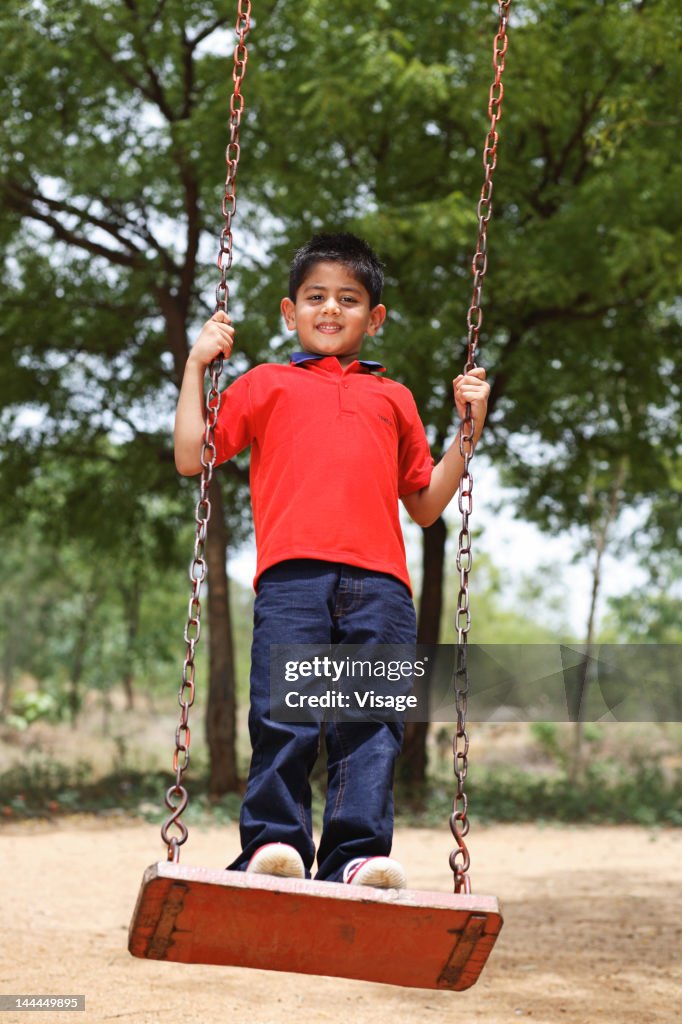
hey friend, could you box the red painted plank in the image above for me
[129,863,503,991]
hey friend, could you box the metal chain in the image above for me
[450,0,511,895]
[216,0,252,315]
[161,1,252,864]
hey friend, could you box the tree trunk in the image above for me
[68,590,102,726]
[204,474,240,794]
[120,578,141,712]
[571,458,627,781]
[1,668,12,716]
[400,516,447,786]
[1,598,16,715]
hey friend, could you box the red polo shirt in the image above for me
[214,354,434,591]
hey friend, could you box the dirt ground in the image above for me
[1,818,679,1024]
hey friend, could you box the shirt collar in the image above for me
[290,352,386,373]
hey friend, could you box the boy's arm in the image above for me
[174,311,234,476]
[401,368,490,528]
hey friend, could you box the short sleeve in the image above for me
[213,371,255,465]
[397,393,434,497]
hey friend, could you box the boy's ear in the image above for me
[366,303,387,336]
[280,297,296,330]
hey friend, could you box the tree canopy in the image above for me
[1,0,680,785]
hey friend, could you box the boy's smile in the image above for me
[280,261,386,366]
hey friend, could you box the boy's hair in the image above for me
[288,233,385,308]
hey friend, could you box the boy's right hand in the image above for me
[188,311,235,368]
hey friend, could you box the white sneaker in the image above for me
[246,843,305,878]
[342,856,407,889]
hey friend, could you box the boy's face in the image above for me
[280,261,386,366]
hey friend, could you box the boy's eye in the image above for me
[305,293,359,304]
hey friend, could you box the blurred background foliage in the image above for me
[0,0,680,819]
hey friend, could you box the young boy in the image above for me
[174,233,489,889]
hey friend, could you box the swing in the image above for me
[129,0,511,991]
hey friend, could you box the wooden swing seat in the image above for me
[128,861,502,991]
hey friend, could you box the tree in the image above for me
[1,0,252,790]
[2,0,680,790]
[0,446,192,728]
[228,0,682,778]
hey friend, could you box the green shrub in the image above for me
[1,757,680,826]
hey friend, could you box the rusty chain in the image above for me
[161,1,252,863]
[216,0,252,315]
[450,0,511,895]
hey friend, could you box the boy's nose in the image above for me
[321,296,341,314]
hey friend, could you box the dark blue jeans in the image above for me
[228,559,417,882]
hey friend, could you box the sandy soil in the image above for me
[2,819,680,1024]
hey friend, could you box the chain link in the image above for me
[450,0,511,895]
[216,0,252,314]
[161,2,252,863]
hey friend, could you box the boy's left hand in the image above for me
[453,366,490,425]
